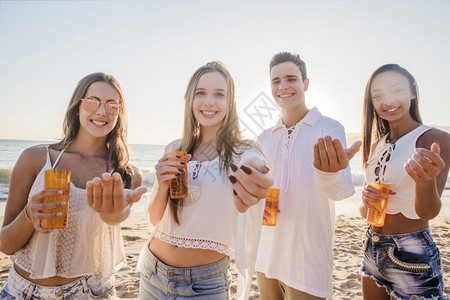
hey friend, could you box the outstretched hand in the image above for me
[404,142,445,183]
[313,136,361,172]
[228,155,273,213]
[86,172,147,215]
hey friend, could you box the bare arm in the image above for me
[0,147,44,255]
[409,129,450,220]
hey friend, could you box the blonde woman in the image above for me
[0,73,146,299]
[139,61,272,299]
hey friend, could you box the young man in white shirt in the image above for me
[255,52,361,299]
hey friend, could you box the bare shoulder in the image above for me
[130,164,143,189]
[16,145,48,174]
[417,128,450,150]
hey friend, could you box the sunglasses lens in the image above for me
[82,98,100,112]
[106,103,120,115]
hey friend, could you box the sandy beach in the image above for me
[0,211,448,299]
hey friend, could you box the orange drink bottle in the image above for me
[263,188,280,226]
[367,182,390,227]
[43,169,71,229]
[169,151,188,199]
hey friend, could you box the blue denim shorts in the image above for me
[139,247,231,299]
[361,227,447,300]
[0,266,115,300]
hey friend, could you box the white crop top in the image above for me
[12,146,126,279]
[154,145,264,256]
[365,125,432,219]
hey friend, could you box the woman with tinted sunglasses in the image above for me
[359,64,449,299]
[0,73,147,299]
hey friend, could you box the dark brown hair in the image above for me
[269,51,307,82]
[362,64,422,168]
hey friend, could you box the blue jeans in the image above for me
[361,227,447,300]
[139,247,231,299]
[0,266,115,300]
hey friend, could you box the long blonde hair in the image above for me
[362,64,422,169]
[52,72,133,188]
[170,61,258,224]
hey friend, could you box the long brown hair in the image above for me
[362,64,422,169]
[169,61,258,224]
[52,72,133,188]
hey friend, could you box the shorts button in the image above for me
[168,271,175,277]
[56,289,64,297]
[372,235,379,242]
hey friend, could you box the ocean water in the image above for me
[1,139,449,217]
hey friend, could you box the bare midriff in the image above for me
[14,264,82,286]
[149,237,226,268]
[371,212,429,235]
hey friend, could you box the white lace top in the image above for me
[154,145,263,256]
[12,146,126,279]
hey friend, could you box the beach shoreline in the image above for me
[0,211,449,299]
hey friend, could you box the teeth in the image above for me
[202,111,216,115]
[279,94,293,98]
[386,108,398,112]
[92,120,106,126]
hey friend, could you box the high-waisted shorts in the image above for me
[361,227,447,300]
[139,246,231,299]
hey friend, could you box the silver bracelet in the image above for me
[23,207,33,223]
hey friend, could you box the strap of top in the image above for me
[52,148,67,169]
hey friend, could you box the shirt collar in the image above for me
[271,107,321,133]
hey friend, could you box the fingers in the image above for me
[333,139,347,166]
[361,185,383,207]
[28,191,67,234]
[229,164,271,199]
[111,173,125,212]
[230,176,261,208]
[89,177,103,212]
[102,173,114,212]
[415,148,445,170]
[313,143,321,169]
[317,137,330,169]
[155,153,186,184]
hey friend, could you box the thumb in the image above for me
[254,158,270,174]
[129,187,148,203]
[346,140,362,160]
[430,142,440,154]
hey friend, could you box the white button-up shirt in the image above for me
[255,107,354,298]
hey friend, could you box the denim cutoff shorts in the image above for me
[139,246,231,299]
[361,226,447,300]
[0,266,115,300]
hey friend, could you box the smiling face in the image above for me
[78,81,120,139]
[270,61,309,113]
[192,71,228,134]
[370,70,415,122]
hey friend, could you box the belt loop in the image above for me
[391,236,401,250]
[80,277,89,293]
[185,269,191,283]
[25,284,35,300]
[422,229,433,245]
[153,257,158,275]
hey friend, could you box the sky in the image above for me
[0,0,449,145]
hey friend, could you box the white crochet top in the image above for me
[154,145,263,256]
[12,146,126,279]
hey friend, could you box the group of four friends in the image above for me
[0,51,449,299]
